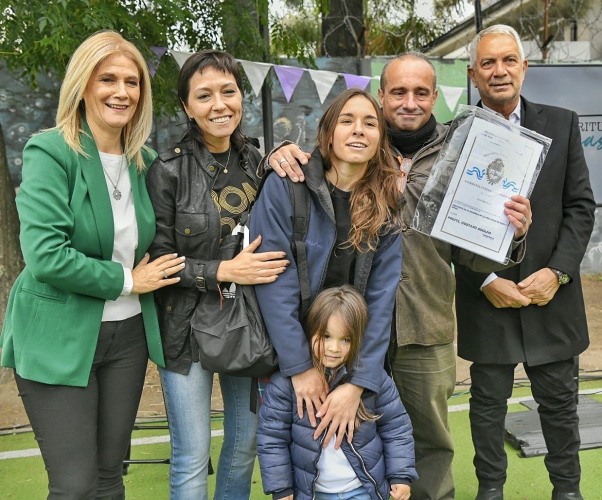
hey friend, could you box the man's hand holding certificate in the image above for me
[412,105,550,263]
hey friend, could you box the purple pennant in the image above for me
[151,46,168,59]
[342,74,371,91]
[273,65,305,102]
[148,46,168,78]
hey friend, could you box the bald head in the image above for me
[378,54,438,132]
[381,52,437,92]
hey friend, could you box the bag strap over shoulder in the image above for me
[252,171,311,318]
[287,179,311,319]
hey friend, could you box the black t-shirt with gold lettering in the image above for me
[210,148,257,241]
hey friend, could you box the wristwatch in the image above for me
[549,267,570,285]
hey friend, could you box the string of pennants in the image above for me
[149,47,465,112]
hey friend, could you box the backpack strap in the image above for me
[287,179,311,319]
[353,245,374,297]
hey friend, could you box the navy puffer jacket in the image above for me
[257,368,418,499]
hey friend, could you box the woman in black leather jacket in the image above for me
[146,50,288,500]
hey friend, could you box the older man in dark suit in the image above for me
[454,25,596,500]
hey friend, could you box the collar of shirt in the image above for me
[482,101,521,125]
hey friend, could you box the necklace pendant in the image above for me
[223,167,228,173]
[112,188,122,201]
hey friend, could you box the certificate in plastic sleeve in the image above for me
[412,105,551,263]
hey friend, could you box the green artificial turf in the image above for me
[448,410,602,499]
[2,381,602,499]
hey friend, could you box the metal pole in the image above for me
[258,1,273,153]
[474,0,483,33]
[543,0,550,61]
[571,20,578,41]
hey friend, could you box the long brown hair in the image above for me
[316,89,401,251]
[305,285,379,424]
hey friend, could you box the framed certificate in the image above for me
[412,105,551,263]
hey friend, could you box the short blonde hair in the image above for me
[56,31,153,171]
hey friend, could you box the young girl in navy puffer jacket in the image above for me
[257,285,418,500]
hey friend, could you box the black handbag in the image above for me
[190,212,278,378]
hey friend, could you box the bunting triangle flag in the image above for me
[151,46,168,59]
[342,74,371,91]
[273,65,305,102]
[172,51,192,69]
[239,60,272,97]
[148,46,168,77]
[439,85,465,112]
[148,60,157,78]
[308,69,339,104]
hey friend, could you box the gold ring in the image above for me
[521,216,527,224]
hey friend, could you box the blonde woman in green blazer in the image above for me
[0,31,183,500]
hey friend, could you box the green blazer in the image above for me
[1,126,165,386]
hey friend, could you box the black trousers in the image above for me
[469,358,581,492]
[15,314,148,500]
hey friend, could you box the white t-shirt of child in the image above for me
[315,435,362,493]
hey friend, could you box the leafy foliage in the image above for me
[221,0,267,60]
[0,0,222,116]
[271,10,320,65]
[366,13,444,55]
[494,0,593,49]
[271,0,464,58]
[0,0,468,116]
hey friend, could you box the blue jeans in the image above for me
[314,485,371,499]
[160,362,257,500]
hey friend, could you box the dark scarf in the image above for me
[388,114,437,157]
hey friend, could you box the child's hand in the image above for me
[281,496,293,500]
[390,483,411,500]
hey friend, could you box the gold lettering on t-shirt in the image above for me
[213,182,258,235]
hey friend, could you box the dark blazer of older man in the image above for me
[454,96,595,495]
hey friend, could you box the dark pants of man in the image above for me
[469,358,581,492]
[15,314,149,500]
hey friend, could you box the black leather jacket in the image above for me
[146,136,262,374]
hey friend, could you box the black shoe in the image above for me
[552,492,583,500]
[476,486,504,500]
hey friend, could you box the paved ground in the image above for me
[2,275,602,430]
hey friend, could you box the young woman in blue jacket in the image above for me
[257,285,417,499]
[251,89,403,450]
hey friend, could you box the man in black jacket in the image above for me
[454,24,595,500]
